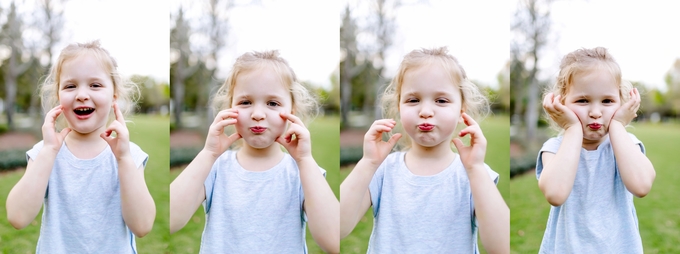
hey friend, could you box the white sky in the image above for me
[171,0,339,89]
[348,0,510,89]
[514,0,680,91]
[60,0,169,83]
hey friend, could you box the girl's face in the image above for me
[58,53,115,135]
[564,67,621,148]
[231,67,292,149]
[399,63,463,149]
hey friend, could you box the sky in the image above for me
[171,0,339,89]
[0,0,169,83]
[513,0,680,91]
[348,0,510,89]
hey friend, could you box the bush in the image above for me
[0,149,28,171]
[510,153,537,178]
[340,146,363,166]
[169,147,202,167]
[0,124,8,135]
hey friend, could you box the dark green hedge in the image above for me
[169,147,202,168]
[0,149,28,171]
[340,146,363,166]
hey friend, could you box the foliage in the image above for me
[0,149,27,171]
[169,147,202,167]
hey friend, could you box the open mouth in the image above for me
[418,123,434,131]
[74,107,95,116]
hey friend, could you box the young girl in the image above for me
[538,47,654,253]
[169,50,339,253]
[340,47,509,253]
[5,41,155,253]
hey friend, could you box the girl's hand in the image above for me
[362,119,401,166]
[204,109,242,158]
[543,93,580,130]
[611,87,641,127]
[101,103,132,160]
[452,113,486,171]
[42,105,71,152]
[276,112,312,162]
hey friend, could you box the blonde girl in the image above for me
[170,50,339,253]
[538,47,654,253]
[340,47,509,253]
[6,40,155,253]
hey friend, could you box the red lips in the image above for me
[250,126,266,133]
[418,123,434,131]
[588,123,602,130]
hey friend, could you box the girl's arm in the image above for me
[609,88,655,197]
[169,109,240,233]
[117,158,155,237]
[6,105,70,229]
[102,103,155,237]
[339,119,401,239]
[277,113,339,253]
[453,113,508,254]
[538,93,583,206]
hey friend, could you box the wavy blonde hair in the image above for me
[212,50,319,122]
[544,47,633,132]
[381,47,490,149]
[39,40,139,129]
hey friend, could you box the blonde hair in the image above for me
[212,50,319,122]
[544,47,633,132]
[381,47,490,148]
[40,40,139,129]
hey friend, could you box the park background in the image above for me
[339,0,510,253]
[510,0,680,253]
[168,0,339,253]
[0,0,170,253]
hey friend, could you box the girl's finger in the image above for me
[214,110,239,124]
[211,119,238,134]
[460,112,478,127]
[280,112,306,128]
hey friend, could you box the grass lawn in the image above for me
[169,115,340,254]
[510,121,680,253]
[340,114,511,253]
[0,114,170,253]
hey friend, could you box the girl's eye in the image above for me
[575,99,587,103]
[405,98,419,103]
[436,98,449,103]
[267,101,281,107]
[238,100,251,105]
[91,83,103,87]
[603,99,614,103]
[63,84,75,89]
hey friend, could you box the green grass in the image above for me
[0,114,170,253]
[510,122,680,253]
[340,114,511,253]
[168,116,340,254]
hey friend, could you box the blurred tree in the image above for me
[1,2,34,130]
[665,58,680,117]
[511,0,552,142]
[340,5,367,128]
[32,0,67,119]
[131,75,170,114]
[170,7,200,129]
[496,60,511,112]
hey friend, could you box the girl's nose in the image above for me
[588,106,602,119]
[251,106,265,121]
[75,87,89,101]
[419,104,433,118]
